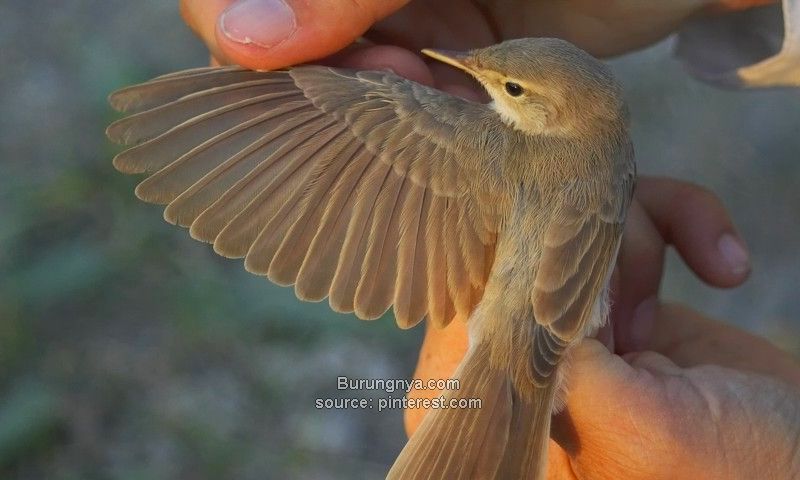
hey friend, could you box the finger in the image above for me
[551,339,680,480]
[322,44,435,86]
[326,45,486,106]
[636,177,751,288]
[214,0,410,70]
[635,302,800,385]
[611,198,665,353]
[429,63,489,102]
[181,0,235,63]
[367,1,496,51]
[621,349,682,375]
[330,45,484,107]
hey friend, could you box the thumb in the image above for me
[214,0,410,70]
[549,340,684,480]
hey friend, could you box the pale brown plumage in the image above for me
[107,37,635,479]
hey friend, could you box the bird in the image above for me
[106,37,635,479]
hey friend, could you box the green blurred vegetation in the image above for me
[1,1,799,479]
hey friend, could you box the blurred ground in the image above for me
[0,1,798,479]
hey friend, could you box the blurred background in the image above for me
[0,1,798,479]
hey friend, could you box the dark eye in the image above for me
[504,82,524,97]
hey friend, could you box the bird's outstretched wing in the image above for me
[107,66,508,328]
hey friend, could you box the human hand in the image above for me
[545,304,800,479]
[179,0,775,71]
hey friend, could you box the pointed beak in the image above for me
[421,48,477,75]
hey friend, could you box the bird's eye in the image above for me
[504,82,524,97]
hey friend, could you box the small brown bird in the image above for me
[107,37,635,479]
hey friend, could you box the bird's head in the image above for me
[422,38,627,137]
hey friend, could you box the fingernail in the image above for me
[717,233,750,275]
[630,297,656,350]
[220,0,297,49]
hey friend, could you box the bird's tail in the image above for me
[387,342,556,480]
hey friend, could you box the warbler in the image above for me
[107,37,635,479]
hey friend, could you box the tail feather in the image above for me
[388,343,556,480]
[496,385,556,479]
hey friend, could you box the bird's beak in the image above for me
[421,48,477,75]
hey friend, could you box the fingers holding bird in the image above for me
[611,177,750,353]
[180,0,471,99]
[636,177,751,285]
[180,0,410,70]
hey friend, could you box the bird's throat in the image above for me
[490,100,548,136]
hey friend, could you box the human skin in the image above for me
[176,1,799,478]
[179,0,778,69]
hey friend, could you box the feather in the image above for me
[190,120,344,246]
[268,135,361,286]
[393,184,428,328]
[445,200,473,318]
[107,82,301,144]
[329,160,392,313]
[138,108,326,209]
[113,98,313,175]
[294,145,374,302]
[456,202,486,287]
[210,123,346,268]
[426,196,455,327]
[354,172,406,320]
[109,67,290,113]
